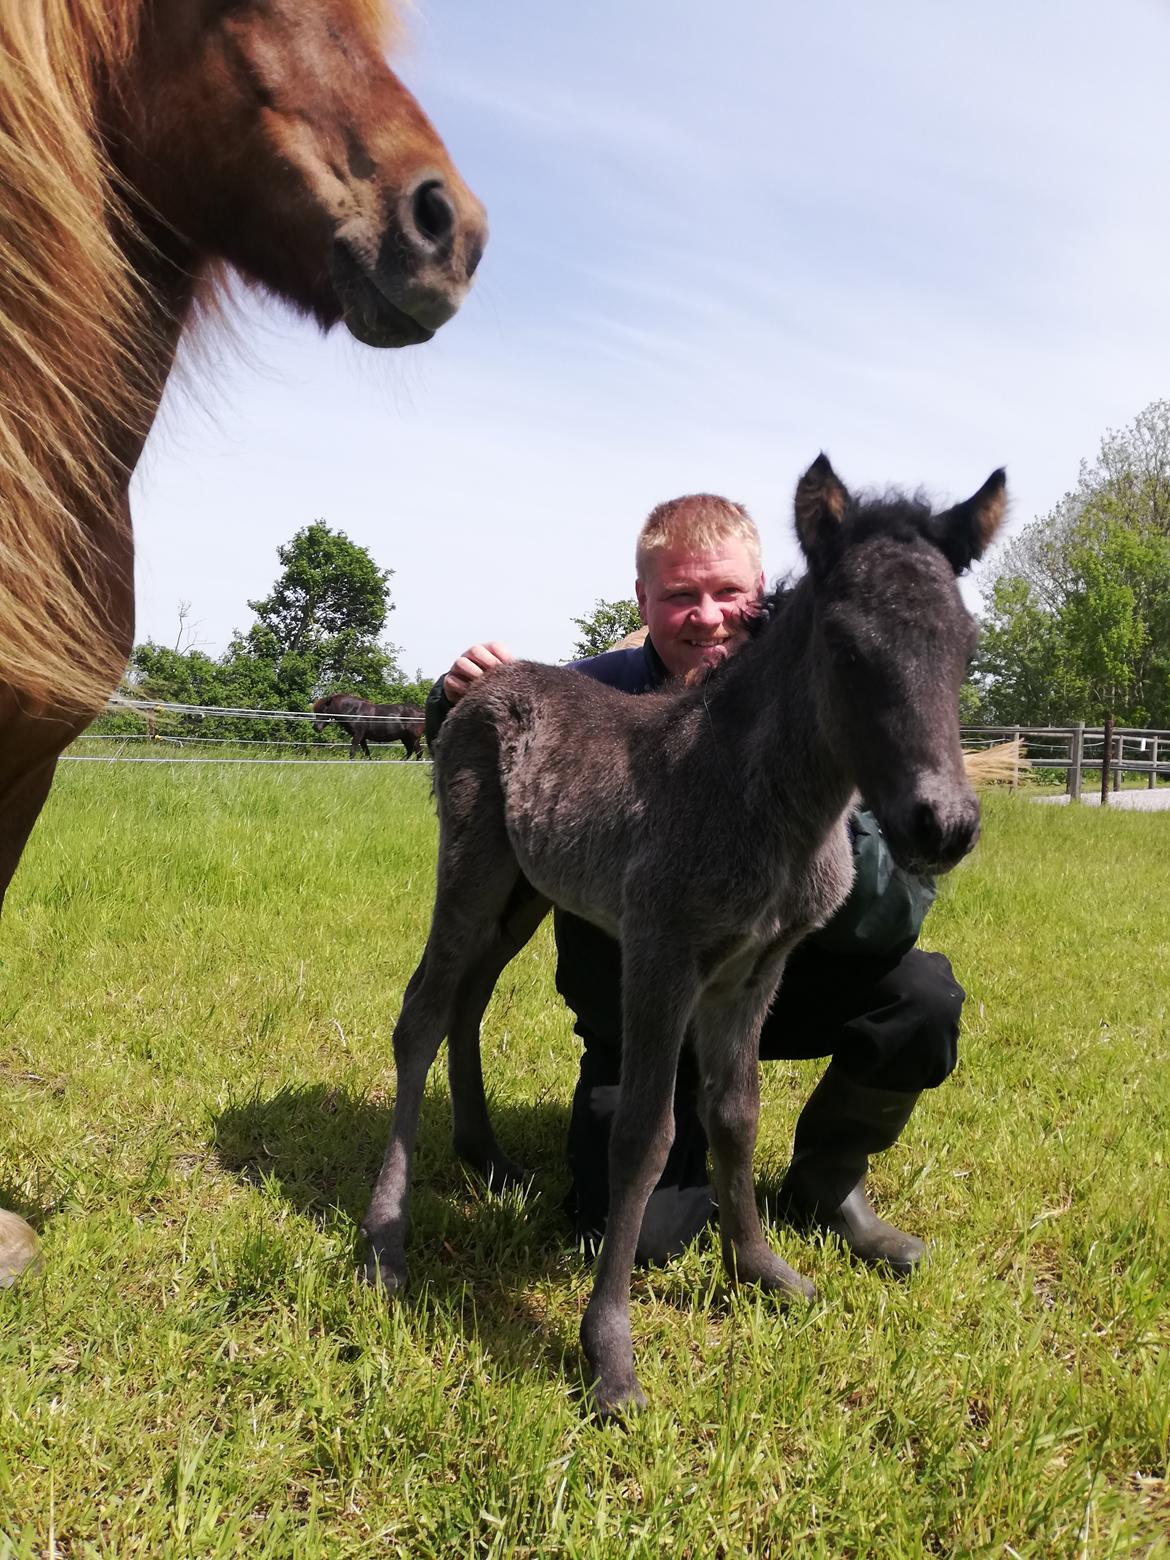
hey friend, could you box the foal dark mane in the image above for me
[841,489,935,541]
[727,487,947,656]
[684,489,950,747]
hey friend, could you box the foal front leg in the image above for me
[692,984,815,1301]
[580,951,694,1416]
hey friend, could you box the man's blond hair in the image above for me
[635,494,762,581]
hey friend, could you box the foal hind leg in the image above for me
[360,842,527,1295]
[692,981,814,1302]
[447,882,550,1188]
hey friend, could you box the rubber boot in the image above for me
[777,1066,926,1273]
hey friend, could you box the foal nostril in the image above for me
[954,803,981,858]
[911,797,980,867]
[410,179,456,249]
[913,800,944,854]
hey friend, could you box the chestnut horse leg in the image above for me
[0,709,85,1278]
[0,712,85,909]
[0,501,132,1265]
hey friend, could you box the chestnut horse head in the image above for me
[0,0,486,716]
[116,0,488,348]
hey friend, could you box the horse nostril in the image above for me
[465,230,486,280]
[410,179,455,248]
[913,800,943,851]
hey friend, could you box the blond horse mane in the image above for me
[0,0,147,712]
[2,0,409,717]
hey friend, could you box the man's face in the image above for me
[636,539,765,681]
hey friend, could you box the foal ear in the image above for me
[794,454,850,573]
[931,469,1007,574]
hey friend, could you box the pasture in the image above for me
[1,765,1167,1557]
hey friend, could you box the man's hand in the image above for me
[443,642,514,703]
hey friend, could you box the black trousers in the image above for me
[560,930,966,1248]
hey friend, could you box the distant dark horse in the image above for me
[312,694,426,760]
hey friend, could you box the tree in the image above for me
[974,402,1170,728]
[129,642,227,707]
[108,520,412,741]
[248,519,391,652]
[968,576,1081,726]
[570,598,642,660]
[237,519,404,697]
[1061,519,1170,727]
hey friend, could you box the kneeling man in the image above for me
[427,493,964,1271]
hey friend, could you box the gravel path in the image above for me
[1034,788,1170,811]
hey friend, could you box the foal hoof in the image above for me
[455,1145,531,1195]
[591,1374,648,1421]
[479,1157,531,1196]
[767,1264,816,1304]
[0,1210,41,1288]
[727,1246,816,1303]
[360,1249,407,1299]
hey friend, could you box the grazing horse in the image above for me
[0,0,486,1274]
[361,456,1006,1417]
[312,694,426,759]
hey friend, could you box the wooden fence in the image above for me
[961,724,1170,800]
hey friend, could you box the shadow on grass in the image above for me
[212,1081,570,1225]
[208,1082,827,1391]
[211,1081,585,1383]
[0,1183,45,1228]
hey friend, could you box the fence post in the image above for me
[1152,735,1160,790]
[1010,725,1020,790]
[1068,724,1083,800]
[1101,714,1113,806]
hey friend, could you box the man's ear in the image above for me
[635,577,649,625]
[794,454,849,576]
[930,469,1007,574]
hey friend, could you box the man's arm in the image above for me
[423,641,515,746]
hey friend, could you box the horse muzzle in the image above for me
[331,176,487,349]
[876,785,982,876]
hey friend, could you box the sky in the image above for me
[130,0,1170,680]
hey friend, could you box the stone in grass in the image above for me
[0,1209,42,1287]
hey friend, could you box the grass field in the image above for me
[2,764,1168,1557]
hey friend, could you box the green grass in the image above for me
[2,767,1168,1557]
